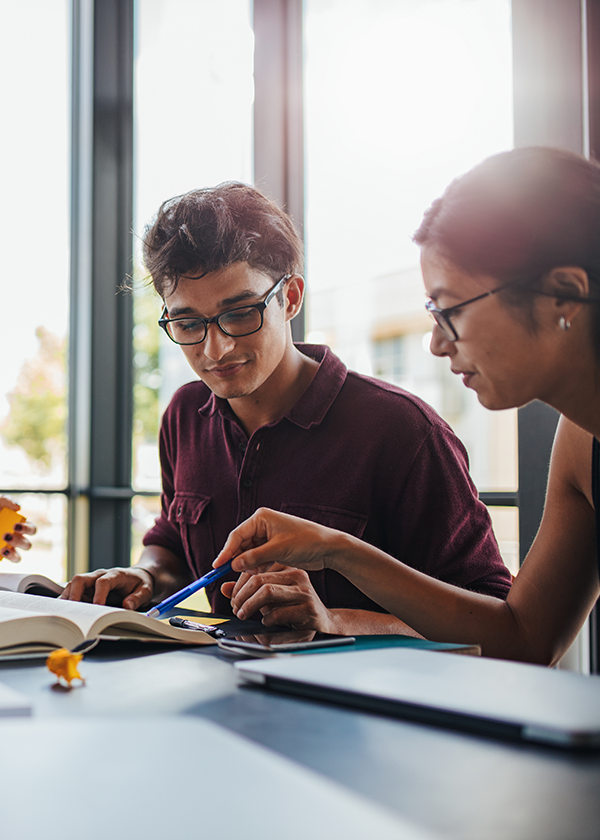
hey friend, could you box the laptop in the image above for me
[235,647,600,748]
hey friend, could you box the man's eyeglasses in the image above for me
[425,281,518,342]
[158,274,292,346]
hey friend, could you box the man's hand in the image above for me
[60,567,155,610]
[221,562,336,632]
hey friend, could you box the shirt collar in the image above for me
[285,343,347,429]
[197,343,347,429]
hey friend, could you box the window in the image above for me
[131,0,254,566]
[304,0,517,570]
[0,0,70,583]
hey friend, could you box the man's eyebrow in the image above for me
[167,289,263,319]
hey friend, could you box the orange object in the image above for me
[0,508,26,552]
[46,648,85,686]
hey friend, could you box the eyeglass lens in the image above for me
[426,309,456,341]
[166,306,263,344]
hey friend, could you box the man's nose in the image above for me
[203,323,236,360]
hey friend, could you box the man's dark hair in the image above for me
[143,181,304,298]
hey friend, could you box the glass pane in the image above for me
[132,0,254,503]
[488,506,519,577]
[3,493,68,585]
[304,0,516,491]
[131,495,161,566]
[0,1,70,492]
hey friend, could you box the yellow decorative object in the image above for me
[46,648,85,686]
[0,508,26,553]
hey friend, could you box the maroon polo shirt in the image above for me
[144,343,512,615]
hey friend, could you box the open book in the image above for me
[0,572,64,598]
[0,591,216,658]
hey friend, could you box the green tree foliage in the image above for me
[2,327,67,470]
[133,286,162,444]
[2,288,162,477]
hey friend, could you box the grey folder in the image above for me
[236,647,600,748]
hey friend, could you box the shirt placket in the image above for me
[237,430,266,522]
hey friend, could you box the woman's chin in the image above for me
[475,390,519,412]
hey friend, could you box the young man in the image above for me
[61,182,511,634]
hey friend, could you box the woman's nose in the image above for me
[429,323,453,357]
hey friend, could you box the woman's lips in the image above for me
[452,368,475,388]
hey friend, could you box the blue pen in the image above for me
[145,559,234,618]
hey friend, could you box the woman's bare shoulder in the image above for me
[551,416,595,506]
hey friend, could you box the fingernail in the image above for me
[2,549,10,556]
[3,534,13,542]
[14,524,23,532]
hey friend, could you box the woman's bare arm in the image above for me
[216,417,600,664]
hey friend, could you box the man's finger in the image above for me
[235,583,307,620]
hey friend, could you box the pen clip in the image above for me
[169,617,226,635]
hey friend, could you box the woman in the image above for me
[214,147,600,666]
[0,496,36,562]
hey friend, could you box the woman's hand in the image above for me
[214,508,341,575]
[0,497,37,563]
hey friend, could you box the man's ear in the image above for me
[284,274,305,320]
[545,266,590,325]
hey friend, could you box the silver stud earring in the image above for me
[559,316,571,331]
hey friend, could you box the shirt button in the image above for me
[239,442,247,452]
[243,479,252,488]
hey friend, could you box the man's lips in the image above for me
[203,361,248,378]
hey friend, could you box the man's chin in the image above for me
[201,378,254,401]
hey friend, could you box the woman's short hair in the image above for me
[143,181,304,298]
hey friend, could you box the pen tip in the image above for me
[146,608,159,619]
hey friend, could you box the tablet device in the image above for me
[219,631,355,655]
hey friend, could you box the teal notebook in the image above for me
[293,635,480,656]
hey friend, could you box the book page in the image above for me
[0,603,83,651]
[0,592,216,644]
[0,592,125,639]
[0,573,64,596]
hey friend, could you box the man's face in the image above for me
[163,262,294,403]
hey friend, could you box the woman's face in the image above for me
[420,247,566,411]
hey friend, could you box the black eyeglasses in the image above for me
[425,281,521,341]
[158,274,292,346]
[426,280,600,342]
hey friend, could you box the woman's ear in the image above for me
[545,266,590,326]
[547,266,589,298]
[284,274,305,320]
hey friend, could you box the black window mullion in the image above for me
[69,0,134,574]
[253,0,305,340]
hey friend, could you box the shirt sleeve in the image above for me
[141,407,187,561]
[394,423,512,600]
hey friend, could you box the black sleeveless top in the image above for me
[592,438,600,575]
